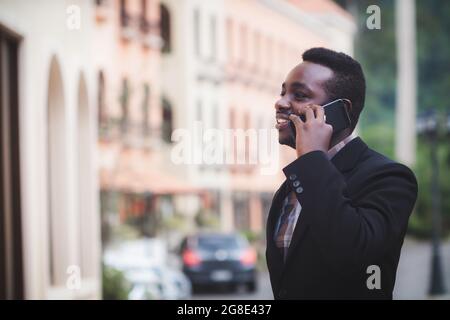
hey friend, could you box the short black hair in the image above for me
[302,47,366,131]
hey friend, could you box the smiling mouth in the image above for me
[275,117,290,130]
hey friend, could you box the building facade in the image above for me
[0,0,355,300]
[160,0,355,237]
[95,0,206,255]
[0,0,101,299]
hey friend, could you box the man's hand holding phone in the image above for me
[288,104,333,158]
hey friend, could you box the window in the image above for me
[98,71,106,131]
[140,0,150,33]
[119,78,129,135]
[160,4,171,53]
[161,97,173,143]
[142,83,150,136]
[244,112,250,162]
[95,0,109,23]
[229,109,236,167]
[120,0,130,27]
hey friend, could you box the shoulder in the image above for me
[356,146,418,190]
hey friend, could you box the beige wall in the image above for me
[0,0,101,299]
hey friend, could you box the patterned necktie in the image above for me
[275,191,298,261]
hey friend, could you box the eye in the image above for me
[294,92,308,100]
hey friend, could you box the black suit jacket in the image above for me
[266,137,418,299]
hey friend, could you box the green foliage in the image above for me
[195,209,220,230]
[114,223,141,241]
[411,136,450,239]
[416,0,450,112]
[102,264,132,300]
[240,230,262,244]
[353,0,397,132]
[359,120,395,159]
[162,212,190,232]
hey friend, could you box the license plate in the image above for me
[210,270,232,282]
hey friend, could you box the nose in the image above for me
[275,97,291,112]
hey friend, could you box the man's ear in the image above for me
[342,99,352,114]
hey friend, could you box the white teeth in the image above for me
[277,119,288,124]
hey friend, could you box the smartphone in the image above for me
[289,99,351,136]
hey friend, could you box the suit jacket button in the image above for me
[279,289,287,298]
[289,174,297,181]
[295,187,303,194]
[293,180,300,187]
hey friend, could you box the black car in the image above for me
[179,233,258,292]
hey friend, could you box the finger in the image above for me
[305,106,315,122]
[289,114,303,129]
[292,106,307,120]
[311,104,325,123]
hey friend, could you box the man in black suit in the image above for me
[267,47,418,299]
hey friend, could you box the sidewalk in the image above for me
[394,238,450,299]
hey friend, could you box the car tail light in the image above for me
[182,249,201,267]
[240,248,257,266]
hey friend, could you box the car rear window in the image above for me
[196,235,244,250]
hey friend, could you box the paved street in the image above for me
[191,272,273,300]
[394,238,450,299]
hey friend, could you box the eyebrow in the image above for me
[282,82,313,93]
